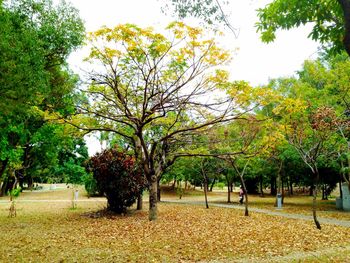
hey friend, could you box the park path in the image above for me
[162,199,350,228]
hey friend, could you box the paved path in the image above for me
[162,199,350,228]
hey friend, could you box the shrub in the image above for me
[215,182,225,190]
[87,149,146,213]
[82,173,100,197]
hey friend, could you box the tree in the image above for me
[161,0,239,37]
[274,99,340,229]
[256,0,350,57]
[163,0,350,56]
[72,22,254,221]
[0,0,85,194]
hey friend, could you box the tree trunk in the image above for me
[275,160,283,207]
[28,176,34,190]
[157,178,161,202]
[0,159,8,179]
[0,159,9,196]
[226,176,231,203]
[340,180,343,199]
[227,185,231,203]
[239,175,249,216]
[230,158,249,216]
[312,171,321,230]
[203,175,209,209]
[149,176,158,221]
[259,174,264,197]
[289,177,293,195]
[309,185,314,196]
[0,177,9,197]
[270,177,277,195]
[172,177,176,190]
[281,178,285,204]
[209,178,216,192]
[322,185,326,200]
[137,192,143,210]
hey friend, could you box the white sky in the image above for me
[67,0,320,155]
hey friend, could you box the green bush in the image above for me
[82,173,100,197]
[215,182,225,190]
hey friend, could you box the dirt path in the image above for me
[162,199,350,228]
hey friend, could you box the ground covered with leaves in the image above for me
[162,186,350,221]
[0,189,349,262]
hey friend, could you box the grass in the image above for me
[0,186,349,262]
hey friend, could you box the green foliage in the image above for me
[82,173,100,197]
[215,182,225,190]
[162,0,229,25]
[256,0,344,56]
[8,187,21,198]
[87,149,147,213]
[0,0,85,192]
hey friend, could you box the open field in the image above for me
[0,186,349,262]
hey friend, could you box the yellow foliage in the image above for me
[272,97,308,116]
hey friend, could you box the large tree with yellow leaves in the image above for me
[75,22,256,220]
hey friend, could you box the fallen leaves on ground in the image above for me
[0,201,349,262]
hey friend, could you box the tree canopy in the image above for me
[0,0,86,195]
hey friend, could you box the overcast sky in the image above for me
[67,0,320,155]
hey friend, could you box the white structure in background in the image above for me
[342,183,350,211]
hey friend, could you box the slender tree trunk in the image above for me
[149,176,158,221]
[209,178,216,192]
[28,176,34,190]
[0,159,8,179]
[226,176,231,203]
[203,174,209,209]
[289,176,293,195]
[282,178,285,204]
[227,185,231,203]
[322,185,326,200]
[0,159,9,196]
[259,174,264,197]
[309,185,314,196]
[239,175,249,216]
[340,180,343,199]
[157,178,161,202]
[137,192,143,210]
[312,170,321,230]
[0,177,9,197]
[275,160,283,207]
[230,158,249,216]
[270,177,277,195]
[172,177,176,190]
